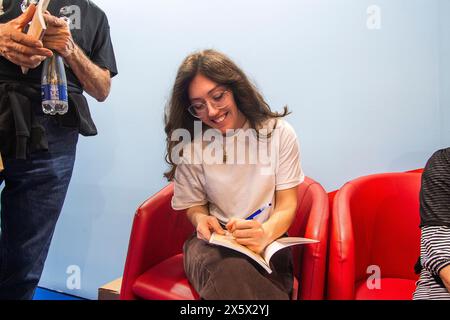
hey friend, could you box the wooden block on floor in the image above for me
[98,277,122,300]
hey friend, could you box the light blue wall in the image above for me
[36,0,444,299]
[440,0,450,146]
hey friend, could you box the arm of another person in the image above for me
[227,186,298,254]
[420,149,450,293]
[42,14,111,102]
[424,231,450,293]
[439,265,450,293]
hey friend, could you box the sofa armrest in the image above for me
[121,184,194,299]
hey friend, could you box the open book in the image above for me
[209,233,319,274]
[22,0,52,74]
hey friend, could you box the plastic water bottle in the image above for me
[41,52,69,115]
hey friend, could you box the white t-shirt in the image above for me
[171,118,304,225]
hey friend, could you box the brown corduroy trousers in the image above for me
[183,233,294,300]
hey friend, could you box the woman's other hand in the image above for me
[196,215,225,241]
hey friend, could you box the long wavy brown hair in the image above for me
[164,49,290,181]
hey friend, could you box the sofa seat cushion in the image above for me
[355,278,417,300]
[132,254,199,300]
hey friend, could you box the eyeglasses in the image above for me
[187,90,231,118]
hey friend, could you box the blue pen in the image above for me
[245,203,272,220]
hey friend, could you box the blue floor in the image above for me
[33,287,84,300]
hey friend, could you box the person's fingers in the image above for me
[43,14,67,27]
[196,224,211,241]
[196,231,207,241]
[234,238,263,253]
[226,218,237,232]
[16,4,37,28]
[42,38,68,49]
[8,41,52,57]
[10,32,46,50]
[6,53,45,69]
[42,28,68,37]
[233,219,258,230]
[28,55,46,68]
[21,54,46,69]
[210,218,225,235]
[41,39,59,50]
[232,228,254,239]
[234,237,253,247]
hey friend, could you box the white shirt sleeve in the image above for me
[275,120,305,191]
[171,157,208,210]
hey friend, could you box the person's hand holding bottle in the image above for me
[42,12,76,58]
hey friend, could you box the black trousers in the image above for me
[183,233,294,300]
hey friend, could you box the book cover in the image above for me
[209,233,319,274]
[21,0,52,74]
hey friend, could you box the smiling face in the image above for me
[188,74,247,133]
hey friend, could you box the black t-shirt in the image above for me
[0,0,118,91]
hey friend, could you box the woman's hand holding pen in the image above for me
[226,219,271,254]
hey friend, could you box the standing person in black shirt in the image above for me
[0,0,117,299]
[413,148,450,300]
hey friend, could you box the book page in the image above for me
[209,233,272,273]
[262,237,319,265]
[22,0,51,74]
[27,0,51,40]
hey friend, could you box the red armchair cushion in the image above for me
[328,172,422,300]
[132,253,300,300]
[355,278,417,300]
[132,254,199,300]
